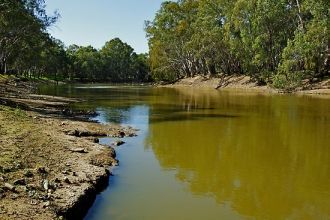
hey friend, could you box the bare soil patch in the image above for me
[163,75,330,96]
[0,75,137,219]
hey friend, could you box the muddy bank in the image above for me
[0,75,97,120]
[0,75,137,219]
[162,75,330,96]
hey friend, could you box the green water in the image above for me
[40,85,330,220]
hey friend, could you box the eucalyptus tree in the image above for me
[146,0,200,81]
[146,0,328,88]
[0,0,58,75]
[100,38,135,82]
[276,0,329,88]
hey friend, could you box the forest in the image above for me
[0,0,149,82]
[146,0,329,88]
[1,0,329,88]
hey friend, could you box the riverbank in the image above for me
[162,75,330,96]
[0,75,137,219]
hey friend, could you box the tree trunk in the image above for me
[295,0,305,30]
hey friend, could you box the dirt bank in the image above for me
[0,75,137,219]
[163,75,330,96]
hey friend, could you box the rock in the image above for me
[43,180,49,191]
[112,159,119,166]
[0,176,4,182]
[16,186,27,193]
[47,192,52,199]
[27,184,37,190]
[72,172,77,176]
[4,183,15,192]
[70,148,87,153]
[10,193,19,200]
[43,201,50,208]
[93,138,99,143]
[53,178,61,183]
[13,178,26,186]
[37,166,48,174]
[30,200,38,205]
[24,170,34,178]
[28,190,36,198]
[67,129,79,137]
[63,177,71,184]
[118,131,125,138]
[112,140,125,146]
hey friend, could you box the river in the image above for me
[39,85,330,220]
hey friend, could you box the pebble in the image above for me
[16,186,27,193]
[24,170,34,178]
[112,140,125,146]
[30,200,38,205]
[43,180,49,191]
[63,177,71,184]
[70,148,87,153]
[37,167,48,174]
[28,190,36,198]
[4,183,15,192]
[53,178,61,183]
[93,138,99,143]
[112,159,119,167]
[27,184,37,190]
[14,178,26,186]
[10,193,19,200]
[43,201,50,208]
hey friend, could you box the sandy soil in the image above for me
[163,75,330,96]
[0,75,137,219]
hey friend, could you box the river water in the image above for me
[39,85,330,220]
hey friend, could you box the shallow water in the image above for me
[40,85,330,220]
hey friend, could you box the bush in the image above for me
[272,72,303,90]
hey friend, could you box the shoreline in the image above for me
[160,75,330,97]
[0,76,137,219]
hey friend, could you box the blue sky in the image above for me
[46,0,166,53]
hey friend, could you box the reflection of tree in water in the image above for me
[98,106,132,124]
[146,93,330,219]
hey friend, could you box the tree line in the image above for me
[146,0,329,89]
[0,0,149,82]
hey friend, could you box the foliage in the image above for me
[0,1,149,83]
[146,0,329,89]
[272,72,304,90]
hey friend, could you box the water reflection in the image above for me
[146,88,330,219]
[39,84,330,219]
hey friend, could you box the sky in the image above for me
[45,0,166,54]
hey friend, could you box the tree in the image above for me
[146,0,329,89]
[0,0,58,76]
[100,38,135,82]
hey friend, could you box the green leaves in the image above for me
[66,38,150,82]
[146,0,329,88]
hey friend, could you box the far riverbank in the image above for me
[161,75,330,97]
